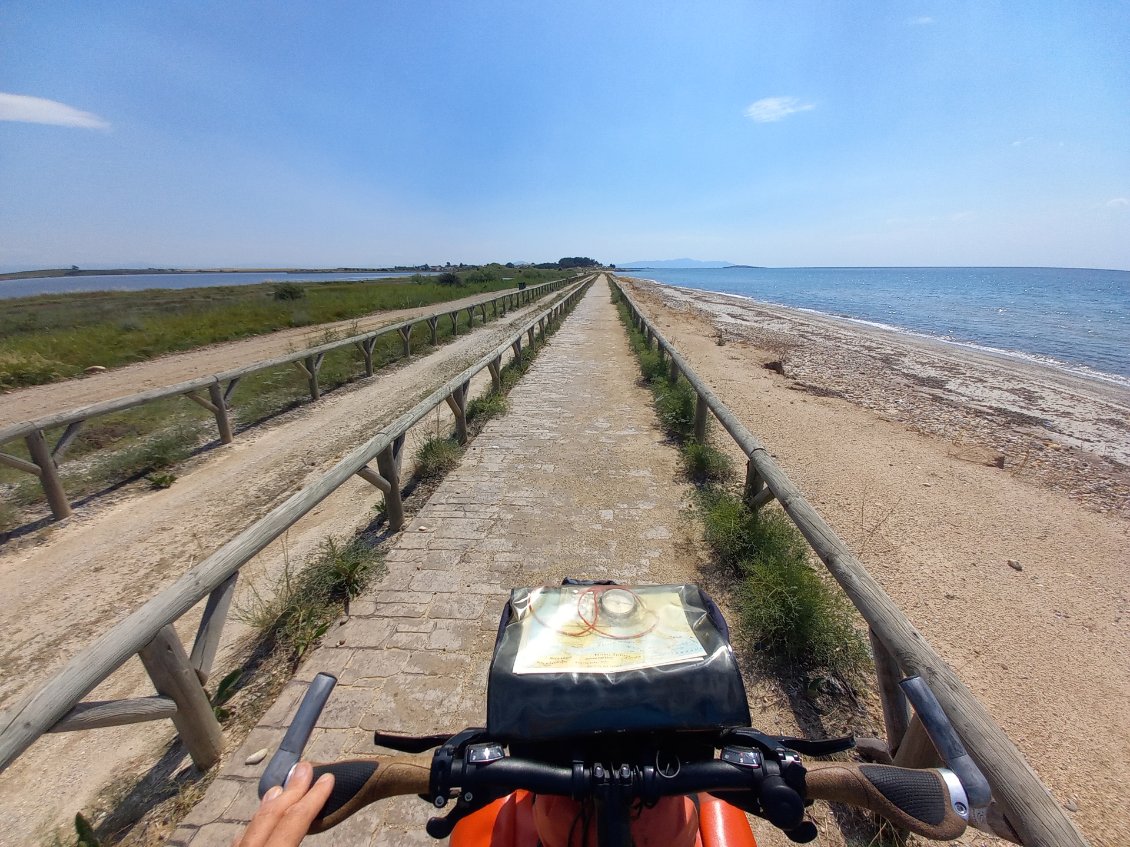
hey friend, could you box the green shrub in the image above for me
[414,436,462,481]
[653,379,697,440]
[272,282,306,301]
[699,487,761,570]
[681,441,735,484]
[700,491,868,677]
[237,537,382,662]
[467,391,508,423]
[436,272,463,286]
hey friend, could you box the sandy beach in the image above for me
[622,275,1130,846]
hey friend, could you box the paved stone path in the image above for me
[172,277,698,846]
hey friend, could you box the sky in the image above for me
[1,1,1128,271]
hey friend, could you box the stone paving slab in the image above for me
[173,277,697,845]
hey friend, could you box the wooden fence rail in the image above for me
[611,278,1087,847]
[0,278,594,775]
[0,274,587,521]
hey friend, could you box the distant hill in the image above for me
[620,258,733,268]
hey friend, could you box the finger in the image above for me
[271,773,336,843]
[236,764,316,846]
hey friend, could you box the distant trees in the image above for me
[436,272,463,286]
[557,257,600,269]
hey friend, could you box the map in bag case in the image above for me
[487,583,750,741]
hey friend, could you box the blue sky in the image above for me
[2,1,1128,270]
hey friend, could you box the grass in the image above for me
[238,536,382,662]
[0,267,566,390]
[612,285,868,682]
[412,436,463,482]
[466,390,508,423]
[700,489,868,677]
[680,439,734,484]
[0,274,571,535]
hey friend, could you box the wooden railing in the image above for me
[0,278,593,774]
[0,274,585,521]
[611,278,1088,847]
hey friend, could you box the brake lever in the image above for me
[719,728,854,757]
[373,730,452,754]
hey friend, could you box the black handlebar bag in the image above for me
[486,583,750,741]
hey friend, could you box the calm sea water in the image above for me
[0,271,431,300]
[623,267,1130,383]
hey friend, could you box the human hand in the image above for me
[233,762,335,847]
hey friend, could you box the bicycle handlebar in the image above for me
[306,756,431,833]
[301,752,968,841]
[805,761,966,840]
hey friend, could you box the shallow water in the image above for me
[622,266,1130,381]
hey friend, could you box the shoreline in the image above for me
[633,275,1130,389]
[624,276,1130,518]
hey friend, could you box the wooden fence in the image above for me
[0,278,593,775]
[611,278,1088,847]
[0,274,585,521]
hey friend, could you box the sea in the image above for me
[0,270,431,300]
[620,267,1130,384]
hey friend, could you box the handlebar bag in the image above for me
[487,583,750,741]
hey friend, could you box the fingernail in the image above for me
[264,786,283,801]
[317,773,334,784]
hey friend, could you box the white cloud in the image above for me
[0,92,110,129]
[908,16,936,25]
[1011,137,1035,147]
[744,96,815,123]
[1107,198,1129,208]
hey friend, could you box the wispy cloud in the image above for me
[1107,198,1129,208]
[744,96,815,123]
[907,16,936,25]
[0,92,110,129]
[1011,137,1035,147]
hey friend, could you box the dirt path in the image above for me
[624,277,1130,846]
[171,275,814,847]
[0,290,572,846]
[0,284,546,427]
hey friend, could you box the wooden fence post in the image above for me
[449,311,460,335]
[296,354,324,401]
[189,573,239,683]
[487,356,502,393]
[138,625,223,770]
[376,435,405,532]
[538,317,546,339]
[667,357,679,384]
[52,421,85,463]
[446,381,470,444]
[693,394,709,442]
[207,383,234,445]
[356,338,376,376]
[743,459,764,503]
[25,429,71,520]
[527,327,535,346]
[398,324,413,358]
[511,338,522,361]
[465,306,476,326]
[869,629,911,756]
